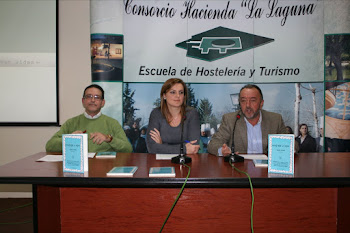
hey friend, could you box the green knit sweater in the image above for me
[46,114,132,153]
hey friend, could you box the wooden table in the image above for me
[0,152,349,233]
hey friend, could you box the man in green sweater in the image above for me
[46,84,132,153]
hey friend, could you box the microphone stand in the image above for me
[224,146,244,163]
[224,112,244,163]
[171,116,192,164]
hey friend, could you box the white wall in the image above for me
[0,0,91,193]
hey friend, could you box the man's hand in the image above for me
[222,143,232,156]
[90,132,109,145]
[72,130,85,134]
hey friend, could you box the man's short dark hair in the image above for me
[83,84,105,99]
[239,84,263,100]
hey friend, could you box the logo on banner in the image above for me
[176,26,274,62]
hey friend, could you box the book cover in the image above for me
[95,151,117,158]
[253,159,268,167]
[268,134,295,174]
[62,134,88,173]
[106,166,138,177]
[149,167,175,177]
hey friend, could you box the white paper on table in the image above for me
[240,154,268,160]
[156,154,177,160]
[88,152,96,158]
[36,155,62,162]
[37,153,95,162]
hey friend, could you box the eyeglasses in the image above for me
[83,94,102,100]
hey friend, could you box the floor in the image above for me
[0,198,33,233]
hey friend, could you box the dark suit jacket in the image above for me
[296,134,316,153]
[207,110,286,155]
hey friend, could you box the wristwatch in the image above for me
[107,134,113,143]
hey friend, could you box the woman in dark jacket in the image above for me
[296,124,316,153]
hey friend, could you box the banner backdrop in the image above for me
[123,0,324,83]
[90,0,350,152]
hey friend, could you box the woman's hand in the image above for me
[150,128,162,144]
[185,140,200,154]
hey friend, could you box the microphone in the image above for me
[224,112,244,163]
[171,115,192,164]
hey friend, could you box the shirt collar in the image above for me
[84,111,102,119]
